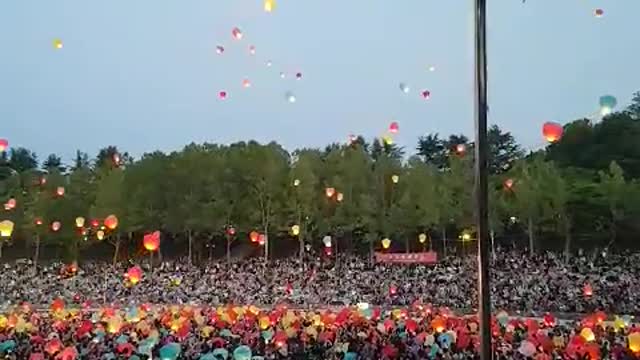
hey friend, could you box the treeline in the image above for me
[1,92,640,263]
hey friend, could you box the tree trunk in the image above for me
[563,217,572,262]
[226,234,231,267]
[490,230,495,261]
[368,234,374,267]
[112,234,120,266]
[442,227,447,258]
[405,236,410,253]
[263,225,269,261]
[527,217,535,256]
[0,241,3,258]
[33,234,40,270]
[187,229,193,265]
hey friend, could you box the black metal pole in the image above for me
[474,0,492,360]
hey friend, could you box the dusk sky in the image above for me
[1,0,639,163]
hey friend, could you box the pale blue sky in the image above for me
[1,0,639,162]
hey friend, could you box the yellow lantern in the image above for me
[97,230,105,241]
[336,192,344,202]
[391,175,399,184]
[0,220,14,237]
[291,225,300,236]
[293,179,300,187]
[580,327,595,342]
[418,233,427,244]
[381,238,391,249]
[264,0,275,12]
[75,217,85,228]
[629,332,640,353]
[53,39,63,49]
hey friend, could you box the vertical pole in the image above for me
[474,0,492,360]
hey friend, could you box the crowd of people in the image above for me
[0,249,639,359]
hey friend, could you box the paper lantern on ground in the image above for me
[104,215,118,230]
[418,233,427,244]
[325,187,336,198]
[389,122,399,134]
[143,231,160,251]
[0,220,14,237]
[264,0,275,12]
[542,122,563,143]
[126,266,143,285]
[322,235,332,248]
[56,187,65,196]
[291,225,300,236]
[75,217,85,228]
[599,95,617,115]
[231,27,243,40]
[97,230,105,241]
[381,238,391,249]
[250,231,259,243]
[0,139,8,152]
[51,221,61,232]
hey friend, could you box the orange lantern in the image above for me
[325,187,336,198]
[126,266,143,285]
[431,316,446,332]
[629,332,640,353]
[0,139,8,152]
[580,327,595,342]
[56,187,65,196]
[542,122,563,143]
[75,217,85,228]
[250,231,259,243]
[51,221,61,232]
[143,231,160,251]
[104,215,118,230]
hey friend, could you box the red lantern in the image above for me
[143,231,160,251]
[324,247,332,256]
[56,187,65,196]
[542,122,563,143]
[51,221,61,232]
[249,231,259,242]
[389,121,399,134]
[421,90,431,99]
[90,219,99,228]
[504,178,514,190]
[258,234,266,246]
[104,215,118,230]
[325,187,336,198]
[543,313,556,327]
[126,266,143,285]
[0,139,8,152]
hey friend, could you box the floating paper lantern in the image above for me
[389,121,399,134]
[583,283,593,296]
[348,134,357,144]
[293,179,300,187]
[104,215,118,230]
[231,27,243,40]
[258,234,266,246]
[295,72,302,80]
[0,139,8,152]
[542,122,563,143]
[382,135,394,145]
[0,220,14,237]
[35,218,43,226]
[421,90,431,99]
[418,233,427,244]
[56,187,65,196]
[291,225,300,236]
[285,92,296,103]
[126,266,143,285]
[264,0,275,12]
[580,327,595,342]
[90,219,99,228]
[75,217,85,228]
[593,8,604,18]
[428,66,436,72]
[143,231,160,251]
[40,176,47,185]
[226,226,236,236]
[455,144,466,154]
[97,230,105,240]
[381,238,391,249]
[325,187,336,198]
[629,332,640,353]
[5,198,16,210]
[431,316,446,332]
[322,235,332,248]
[279,72,286,79]
[219,91,227,100]
[391,175,399,184]
[504,178,514,190]
[51,221,61,232]
[242,79,251,88]
[250,231,259,243]
[599,95,617,115]
[53,39,63,49]
[324,247,332,256]
[266,60,272,67]
[399,83,409,94]
[216,46,225,55]
[248,45,256,55]
[336,192,344,202]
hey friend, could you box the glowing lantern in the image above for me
[389,122,399,134]
[428,66,436,72]
[580,327,595,342]
[0,139,8,152]
[242,79,251,88]
[258,234,266,246]
[504,178,514,190]
[35,218,43,226]
[322,235,332,248]
[51,221,61,232]
[295,72,302,80]
[291,225,300,236]
[143,231,160,251]
[455,144,466,154]
[0,220,14,237]
[104,215,118,230]
[53,39,63,49]
[593,8,604,18]
[5,198,16,210]
[381,238,391,249]
[75,217,85,228]
[431,316,446,332]
[583,283,593,297]
[285,92,296,103]
[348,134,357,144]
[280,72,286,79]
[249,231,259,243]
[399,82,409,94]
[599,95,617,115]
[215,45,224,54]
[126,266,143,285]
[90,219,99,228]
[325,187,336,198]
[382,135,394,145]
[421,90,431,99]
[264,0,275,12]
[40,176,47,185]
[629,332,640,353]
[391,175,399,184]
[461,232,472,241]
[97,230,105,241]
[56,187,65,196]
[418,233,427,244]
[293,179,300,187]
[324,247,332,256]
[226,226,236,236]
[266,60,273,67]
[218,91,227,100]
[542,122,563,143]
[336,192,344,202]
[232,27,243,40]
[248,45,256,55]
[112,153,121,166]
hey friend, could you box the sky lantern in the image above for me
[248,45,256,55]
[322,235,332,248]
[431,316,446,333]
[249,231,259,243]
[580,328,595,342]
[5,198,16,210]
[279,72,286,79]
[264,0,275,12]
[295,72,303,80]
[258,234,266,246]
[285,91,296,103]
[399,82,410,94]
[218,91,227,100]
[593,8,604,18]
[455,144,466,154]
[104,215,118,230]
[336,192,344,202]
[56,186,65,197]
[75,217,85,228]
[348,134,357,144]
[325,187,336,198]
[388,121,399,134]
[231,27,243,40]
[428,65,436,72]
[291,225,300,236]
[51,221,61,232]
[226,226,236,236]
[583,283,593,297]
[242,78,251,88]
[266,60,273,67]
[126,266,143,285]
[391,175,399,184]
[0,139,8,152]
[504,178,514,190]
[421,90,431,99]
[381,238,391,249]
[35,218,43,226]
[40,176,47,185]
[143,231,160,251]
[599,95,617,115]
[215,45,224,54]
[90,219,99,228]
[629,332,640,353]
[542,122,563,143]
[112,153,121,166]
[96,230,105,241]
[418,233,427,244]
[293,179,300,187]
[382,135,394,145]
[53,39,63,49]
[0,220,14,237]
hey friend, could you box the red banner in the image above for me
[375,252,438,264]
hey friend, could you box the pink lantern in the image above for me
[388,121,399,134]
[143,231,160,251]
[218,91,227,100]
[5,198,16,209]
[232,27,243,40]
[51,221,61,232]
[0,139,8,152]
[542,122,563,143]
[258,234,266,246]
[504,178,514,190]
[126,266,143,284]
[421,90,431,99]
[216,45,224,54]
[242,79,251,88]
